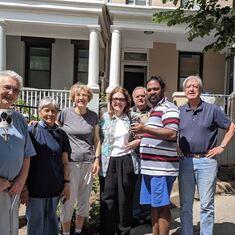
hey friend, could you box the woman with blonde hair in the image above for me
[99,86,140,235]
[59,83,101,235]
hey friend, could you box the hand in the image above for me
[20,190,29,205]
[125,139,141,152]
[92,159,100,176]
[8,177,25,195]
[0,178,12,192]
[206,146,224,158]
[131,122,145,135]
[61,184,70,202]
[28,120,38,126]
[176,145,184,158]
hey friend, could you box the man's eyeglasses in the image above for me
[1,85,20,95]
[112,97,126,102]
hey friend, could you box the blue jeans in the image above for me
[179,157,218,235]
[26,196,60,235]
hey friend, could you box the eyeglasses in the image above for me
[112,97,126,102]
[1,85,20,95]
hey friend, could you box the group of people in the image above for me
[0,70,234,235]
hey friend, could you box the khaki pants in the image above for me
[60,162,93,223]
[0,192,19,235]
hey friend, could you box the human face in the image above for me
[146,80,164,106]
[184,78,201,102]
[133,88,147,109]
[39,105,58,127]
[0,76,20,109]
[111,92,127,116]
[74,89,89,108]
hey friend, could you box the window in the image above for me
[72,40,89,84]
[22,37,54,89]
[228,56,234,94]
[127,0,150,6]
[180,0,199,9]
[178,52,203,91]
[124,52,147,61]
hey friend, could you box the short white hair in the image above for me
[132,86,146,98]
[38,97,60,112]
[0,70,23,88]
[183,75,203,91]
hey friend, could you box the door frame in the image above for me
[121,48,149,87]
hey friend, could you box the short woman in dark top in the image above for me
[20,97,71,235]
[99,86,140,235]
[59,83,101,235]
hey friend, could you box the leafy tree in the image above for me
[153,0,235,55]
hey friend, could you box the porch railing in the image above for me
[16,87,100,117]
[17,87,73,117]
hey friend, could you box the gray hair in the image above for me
[38,97,60,112]
[132,86,146,98]
[0,70,23,88]
[183,75,203,91]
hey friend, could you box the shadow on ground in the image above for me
[170,222,235,235]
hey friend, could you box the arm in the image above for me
[207,122,235,158]
[131,122,177,141]
[92,124,101,176]
[61,152,70,201]
[9,158,30,195]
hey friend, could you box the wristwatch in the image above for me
[220,143,226,149]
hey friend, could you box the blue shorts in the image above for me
[140,175,176,207]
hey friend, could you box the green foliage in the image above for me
[99,93,108,102]
[15,99,30,114]
[153,0,235,55]
[84,176,100,234]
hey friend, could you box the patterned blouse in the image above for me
[99,111,140,177]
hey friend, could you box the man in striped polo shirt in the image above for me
[131,76,180,235]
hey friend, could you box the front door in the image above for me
[123,65,147,97]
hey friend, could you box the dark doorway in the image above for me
[123,65,147,97]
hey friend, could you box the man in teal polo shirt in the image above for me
[178,75,235,235]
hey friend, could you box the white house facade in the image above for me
[0,0,234,101]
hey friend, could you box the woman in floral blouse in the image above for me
[99,86,140,235]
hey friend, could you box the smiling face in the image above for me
[111,91,127,116]
[184,78,201,102]
[133,88,147,110]
[39,105,58,127]
[74,88,90,108]
[0,76,20,109]
[146,80,164,106]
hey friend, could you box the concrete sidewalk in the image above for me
[19,194,235,235]
[128,193,235,235]
[170,194,235,235]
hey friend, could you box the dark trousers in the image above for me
[132,173,151,220]
[100,155,137,235]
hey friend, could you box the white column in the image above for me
[87,28,99,91]
[106,29,121,93]
[0,20,6,71]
